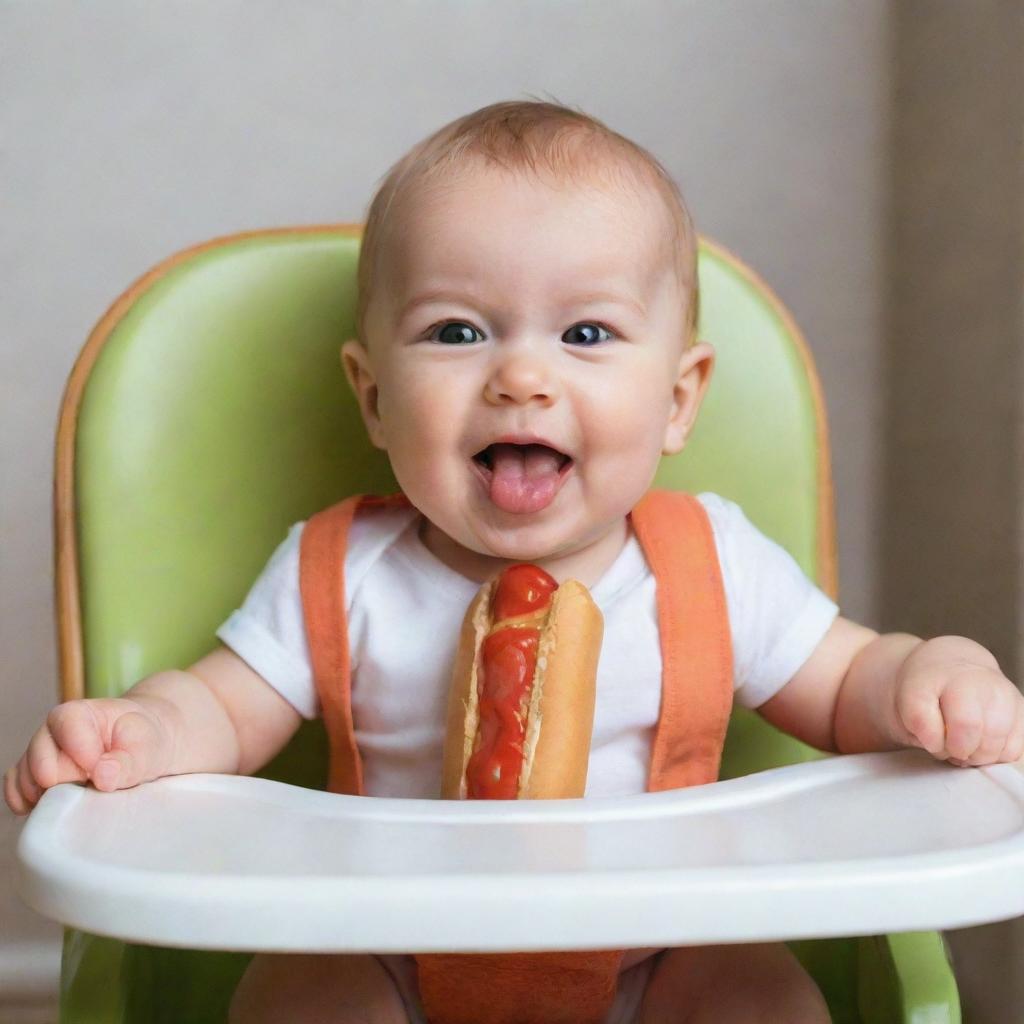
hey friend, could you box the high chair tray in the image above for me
[17,749,1024,952]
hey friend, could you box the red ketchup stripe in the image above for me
[465,565,558,800]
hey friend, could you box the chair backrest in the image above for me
[57,227,837,788]
[58,225,835,695]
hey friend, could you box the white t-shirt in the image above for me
[216,493,838,799]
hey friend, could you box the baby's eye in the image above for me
[563,322,614,347]
[426,321,482,345]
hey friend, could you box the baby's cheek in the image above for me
[379,385,436,450]
[590,398,667,459]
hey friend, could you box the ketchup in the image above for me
[465,564,558,799]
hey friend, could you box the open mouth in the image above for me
[470,443,575,514]
[472,442,573,473]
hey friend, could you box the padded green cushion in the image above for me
[62,231,956,1023]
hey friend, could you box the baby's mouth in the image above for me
[471,443,574,515]
[472,442,573,472]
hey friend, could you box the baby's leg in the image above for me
[229,952,409,1024]
[638,942,830,1024]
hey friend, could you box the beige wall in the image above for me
[3,0,1019,1020]
[883,4,1024,1021]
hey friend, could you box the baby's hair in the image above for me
[355,95,700,350]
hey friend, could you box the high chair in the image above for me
[19,226,996,1023]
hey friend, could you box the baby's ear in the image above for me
[662,341,715,455]
[340,338,386,449]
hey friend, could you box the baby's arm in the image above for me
[4,645,301,815]
[758,617,1024,766]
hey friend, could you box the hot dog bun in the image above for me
[440,570,603,800]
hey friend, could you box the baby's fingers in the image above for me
[46,702,108,776]
[4,723,92,815]
[940,685,987,764]
[895,686,947,757]
[997,710,1024,765]
[4,760,33,815]
[27,722,90,791]
[957,684,1019,765]
[17,755,43,809]
[91,711,161,792]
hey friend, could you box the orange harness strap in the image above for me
[299,490,733,1024]
[414,950,626,1024]
[633,489,735,793]
[299,492,413,795]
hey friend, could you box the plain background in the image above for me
[2,2,1022,1021]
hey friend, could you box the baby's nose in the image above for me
[483,348,558,405]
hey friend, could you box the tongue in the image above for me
[488,443,565,514]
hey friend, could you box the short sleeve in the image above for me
[697,493,840,709]
[215,523,319,719]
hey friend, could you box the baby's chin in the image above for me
[468,516,612,570]
[423,512,573,568]
[465,525,567,564]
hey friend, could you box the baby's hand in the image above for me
[4,697,175,815]
[894,636,1024,767]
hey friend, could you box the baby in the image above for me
[7,99,1024,1024]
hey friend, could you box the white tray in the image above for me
[16,749,1024,952]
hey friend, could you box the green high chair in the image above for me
[51,226,960,1022]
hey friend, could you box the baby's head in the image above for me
[343,99,715,572]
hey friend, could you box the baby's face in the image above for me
[344,165,713,568]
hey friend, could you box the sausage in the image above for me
[440,564,604,800]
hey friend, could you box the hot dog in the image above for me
[440,563,604,800]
